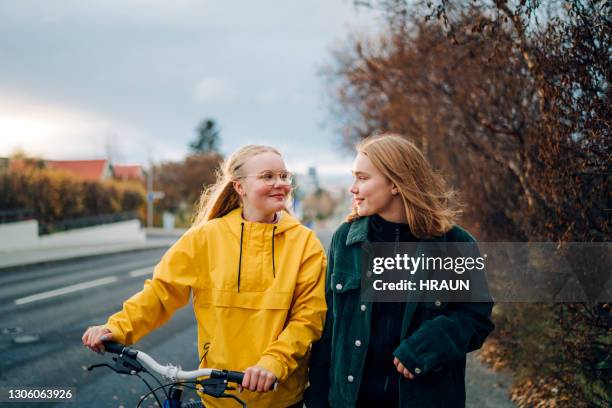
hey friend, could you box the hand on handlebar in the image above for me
[82,325,114,354]
[240,365,277,393]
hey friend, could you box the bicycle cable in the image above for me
[141,366,169,401]
[135,372,162,408]
[135,381,198,408]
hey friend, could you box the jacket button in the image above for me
[336,283,343,290]
[347,375,354,382]
[414,367,422,374]
[355,340,361,347]
[360,304,366,311]
[435,300,442,307]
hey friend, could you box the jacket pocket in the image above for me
[400,365,463,407]
[330,273,361,317]
[194,287,293,310]
[419,300,449,320]
[330,273,360,293]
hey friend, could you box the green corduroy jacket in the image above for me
[304,216,495,408]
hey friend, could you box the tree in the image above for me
[153,152,223,226]
[326,1,611,405]
[190,118,221,153]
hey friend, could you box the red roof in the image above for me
[113,164,144,181]
[45,160,110,181]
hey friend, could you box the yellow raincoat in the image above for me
[105,207,327,407]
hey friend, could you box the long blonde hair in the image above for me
[347,134,461,238]
[192,145,289,226]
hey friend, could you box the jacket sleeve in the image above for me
[393,235,494,377]
[303,233,335,408]
[256,231,328,383]
[393,301,494,377]
[104,229,202,345]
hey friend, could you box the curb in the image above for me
[0,243,173,273]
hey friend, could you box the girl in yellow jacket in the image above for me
[82,145,327,408]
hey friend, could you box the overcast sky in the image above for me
[0,1,382,175]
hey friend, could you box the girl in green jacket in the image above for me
[305,134,494,408]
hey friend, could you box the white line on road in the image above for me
[14,276,119,305]
[128,267,153,277]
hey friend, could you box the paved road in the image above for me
[0,228,513,407]
[0,247,203,407]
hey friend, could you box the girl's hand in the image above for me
[393,357,415,380]
[82,325,113,354]
[240,365,277,392]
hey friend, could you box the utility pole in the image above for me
[146,160,164,228]
[147,162,154,228]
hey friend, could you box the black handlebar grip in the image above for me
[225,370,245,384]
[225,371,278,391]
[103,341,125,354]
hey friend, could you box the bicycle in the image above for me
[87,341,274,407]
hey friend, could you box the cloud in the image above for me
[194,77,239,104]
[0,1,378,35]
[256,84,318,108]
[257,88,284,105]
[0,2,384,167]
[0,91,163,163]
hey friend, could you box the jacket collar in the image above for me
[346,216,369,246]
[346,215,449,246]
[223,207,300,238]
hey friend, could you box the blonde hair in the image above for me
[192,145,290,226]
[347,134,461,238]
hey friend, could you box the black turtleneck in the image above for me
[357,214,418,408]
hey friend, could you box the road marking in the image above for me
[14,276,118,305]
[128,267,153,277]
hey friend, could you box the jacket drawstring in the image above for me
[272,226,277,278]
[237,222,244,292]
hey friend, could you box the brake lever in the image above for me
[199,377,228,397]
[111,354,145,375]
[87,363,113,371]
[88,354,144,375]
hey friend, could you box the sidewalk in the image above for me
[0,228,185,270]
[466,351,515,407]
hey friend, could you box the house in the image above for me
[112,164,145,182]
[45,159,113,182]
[6,157,145,184]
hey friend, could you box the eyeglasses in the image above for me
[238,171,293,186]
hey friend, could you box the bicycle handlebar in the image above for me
[102,341,253,386]
[103,341,128,355]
